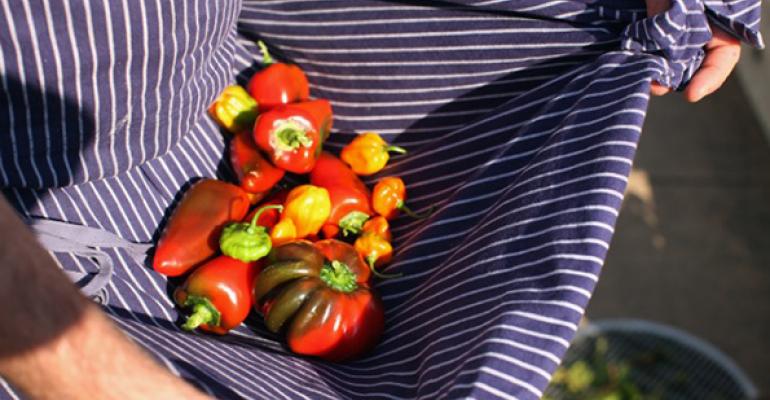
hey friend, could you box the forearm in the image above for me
[0,196,209,399]
[2,305,210,400]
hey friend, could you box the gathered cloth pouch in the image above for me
[0,1,762,399]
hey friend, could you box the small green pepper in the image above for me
[220,205,283,262]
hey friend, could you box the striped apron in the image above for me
[0,1,763,399]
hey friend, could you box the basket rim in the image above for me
[572,318,759,400]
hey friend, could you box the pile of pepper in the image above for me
[152,42,424,362]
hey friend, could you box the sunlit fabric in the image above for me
[0,1,762,399]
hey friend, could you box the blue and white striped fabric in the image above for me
[0,1,763,399]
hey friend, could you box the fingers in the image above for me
[684,26,741,102]
[645,0,672,17]
[646,0,673,97]
[644,2,741,102]
[650,82,671,96]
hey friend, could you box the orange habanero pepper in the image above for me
[341,132,406,176]
[362,216,391,242]
[372,177,430,220]
[354,232,400,279]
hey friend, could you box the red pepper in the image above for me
[294,99,333,142]
[244,189,289,230]
[174,256,260,335]
[255,240,383,361]
[230,131,285,194]
[247,41,310,112]
[320,184,372,238]
[320,224,341,240]
[310,152,370,196]
[311,152,373,238]
[153,179,251,277]
[253,101,326,174]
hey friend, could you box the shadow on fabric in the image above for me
[1,74,96,213]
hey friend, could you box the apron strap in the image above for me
[28,218,152,303]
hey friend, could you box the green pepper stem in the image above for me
[258,40,274,65]
[273,120,312,151]
[250,205,283,228]
[182,303,215,331]
[396,200,434,219]
[385,145,407,155]
[320,260,359,293]
[339,211,370,237]
[367,256,402,279]
[180,295,221,331]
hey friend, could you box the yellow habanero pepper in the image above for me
[341,132,406,176]
[354,232,401,279]
[208,85,258,134]
[270,218,297,247]
[281,185,331,238]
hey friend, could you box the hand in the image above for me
[646,0,742,102]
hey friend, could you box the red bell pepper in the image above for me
[153,179,251,277]
[247,41,310,112]
[311,152,373,238]
[230,131,285,195]
[320,184,372,238]
[311,152,370,196]
[254,240,383,361]
[244,189,289,230]
[174,256,260,335]
[295,99,333,142]
[253,101,327,174]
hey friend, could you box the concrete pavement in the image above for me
[586,75,770,395]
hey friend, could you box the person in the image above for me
[0,197,210,399]
[0,0,759,398]
[645,0,743,102]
